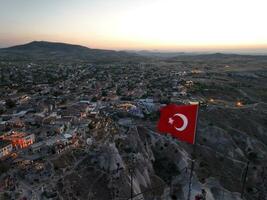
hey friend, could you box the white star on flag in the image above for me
[168,117,174,125]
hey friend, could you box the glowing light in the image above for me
[236,101,243,107]
[209,98,215,103]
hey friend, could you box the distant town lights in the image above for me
[236,101,243,107]
[209,98,215,103]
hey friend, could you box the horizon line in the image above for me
[1,40,267,55]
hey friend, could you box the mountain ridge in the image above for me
[0,41,141,63]
[1,41,267,64]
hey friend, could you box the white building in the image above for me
[0,141,13,159]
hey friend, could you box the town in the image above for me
[0,51,267,200]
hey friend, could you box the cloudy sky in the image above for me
[1,0,267,52]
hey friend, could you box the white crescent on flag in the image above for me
[173,113,188,132]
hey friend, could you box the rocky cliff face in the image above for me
[53,101,266,200]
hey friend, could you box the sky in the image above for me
[1,0,267,52]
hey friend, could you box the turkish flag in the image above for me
[157,104,199,144]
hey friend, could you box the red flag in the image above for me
[157,104,199,144]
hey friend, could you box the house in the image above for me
[1,132,35,149]
[128,107,144,118]
[0,141,13,159]
[0,118,25,130]
[185,80,194,87]
[30,141,45,153]
[137,99,156,114]
[58,103,91,118]
[138,98,154,104]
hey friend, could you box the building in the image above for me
[137,99,156,114]
[1,132,35,149]
[0,141,13,159]
[30,141,45,153]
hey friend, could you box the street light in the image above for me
[236,101,243,107]
[209,98,215,103]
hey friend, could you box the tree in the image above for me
[116,88,121,96]
[91,96,97,102]
[0,106,6,115]
[159,97,170,104]
[101,90,107,96]
[0,161,9,175]
[5,99,16,108]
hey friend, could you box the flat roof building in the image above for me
[1,132,35,149]
[0,140,13,159]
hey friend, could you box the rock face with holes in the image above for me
[2,102,266,200]
[75,101,266,200]
[52,110,264,200]
[35,97,265,200]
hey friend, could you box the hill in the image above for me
[0,41,141,63]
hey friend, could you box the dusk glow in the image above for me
[1,0,267,51]
[1,1,267,199]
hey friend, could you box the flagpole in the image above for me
[241,161,250,199]
[129,153,134,200]
[187,155,195,200]
[187,142,197,200]
[187,104,199,200]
